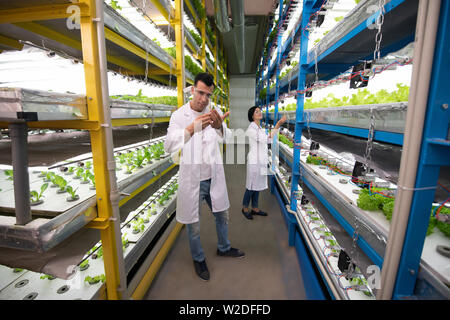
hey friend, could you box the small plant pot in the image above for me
[80,180,89,184]
[50,184,58,188]
[125,171,132,175]
[79,263,89,272]
[73,176,81,180]
[132,228,140,234]
[64,172,73,176]
[143,218,149,224]
[339,179,348,184]
[30,200,44,206]
[38,173,46,178]
[66,195,80,202]
[89,186,96,190]
[352,189,360,195]
[57,189,67,194]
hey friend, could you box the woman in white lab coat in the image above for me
[241,106,286,220]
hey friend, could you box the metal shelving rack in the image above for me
[256,0,450,300]
[0,0,228,300]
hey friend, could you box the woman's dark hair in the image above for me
[248,106,260,122]
[194,72,215,88]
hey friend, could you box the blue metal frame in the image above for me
[392,1,450,299]
[289,1,315,212]
[256,0,450,300]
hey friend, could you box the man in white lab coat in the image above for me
[164,73,245,281]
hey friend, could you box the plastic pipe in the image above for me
[230,0,245,73]
[377,0,441,300]
[95,0,128,299]
[9,123,31,226]
[213,0,231,33]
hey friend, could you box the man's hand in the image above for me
[209,109,230,129]
[186,113,213,137]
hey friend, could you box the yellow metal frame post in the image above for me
[201,0,207,72]
[79,0,125,300]
[213,26,218,106]
[174,0,185,107]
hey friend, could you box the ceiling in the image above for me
[204,0,278,76]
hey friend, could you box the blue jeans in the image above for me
[186,179,231,262]
[242,189,259,209]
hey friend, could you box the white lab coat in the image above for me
[164,102,232,224]
[245,122,276,191]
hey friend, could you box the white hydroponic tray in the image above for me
[0,138,169,216]
[278,139,450,286]
[0,174,179,300]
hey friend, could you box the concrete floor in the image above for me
[144,146,306,300]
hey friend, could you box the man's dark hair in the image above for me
[194,72,215,88]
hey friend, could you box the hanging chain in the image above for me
[314,46,319,85]
[363,108,376,173]
[306,111,312,142]
[373,0,386,61]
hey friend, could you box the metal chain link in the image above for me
[373,0,386,61]
[314,46,319,84]
[363,108,376,172]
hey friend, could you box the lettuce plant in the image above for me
[84,274,105,285]
[4,169,13,180]
[66,185,79,201]
[30,183,49,204]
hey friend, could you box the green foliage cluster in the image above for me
[304,84,409,109]
[357,190,450,238]
[357,188,395,221]
[269,84,409,111]
[191,0,206,20]
[84,274,105,285]
[158,181,179,206]
[115,141,165,174]
[4,169,13,180]
[164,47,203,77]
[205,21,216,47]
[111,89,177,106]
[278,134,293,148]
[188,28,202,47]
[306,155,324,165]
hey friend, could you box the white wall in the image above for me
[229,75,256,134]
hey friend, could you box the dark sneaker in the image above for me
[251,209,268,216]
[193,260,210,281]
[217,247,245,258]
[242,209,253,220]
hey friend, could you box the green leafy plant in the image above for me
[4,169,13,180]
[81,170,93,184]
[40,274,56,280]
[75,167,84,179]
[53,175,67,192]
[109,0,122,10]
[30,183,48,204]
[66,185,79,201]
[279,134,294,148]
[84,274,105,285]
[79,259,89,270]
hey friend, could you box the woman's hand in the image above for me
[275,115,287,129]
